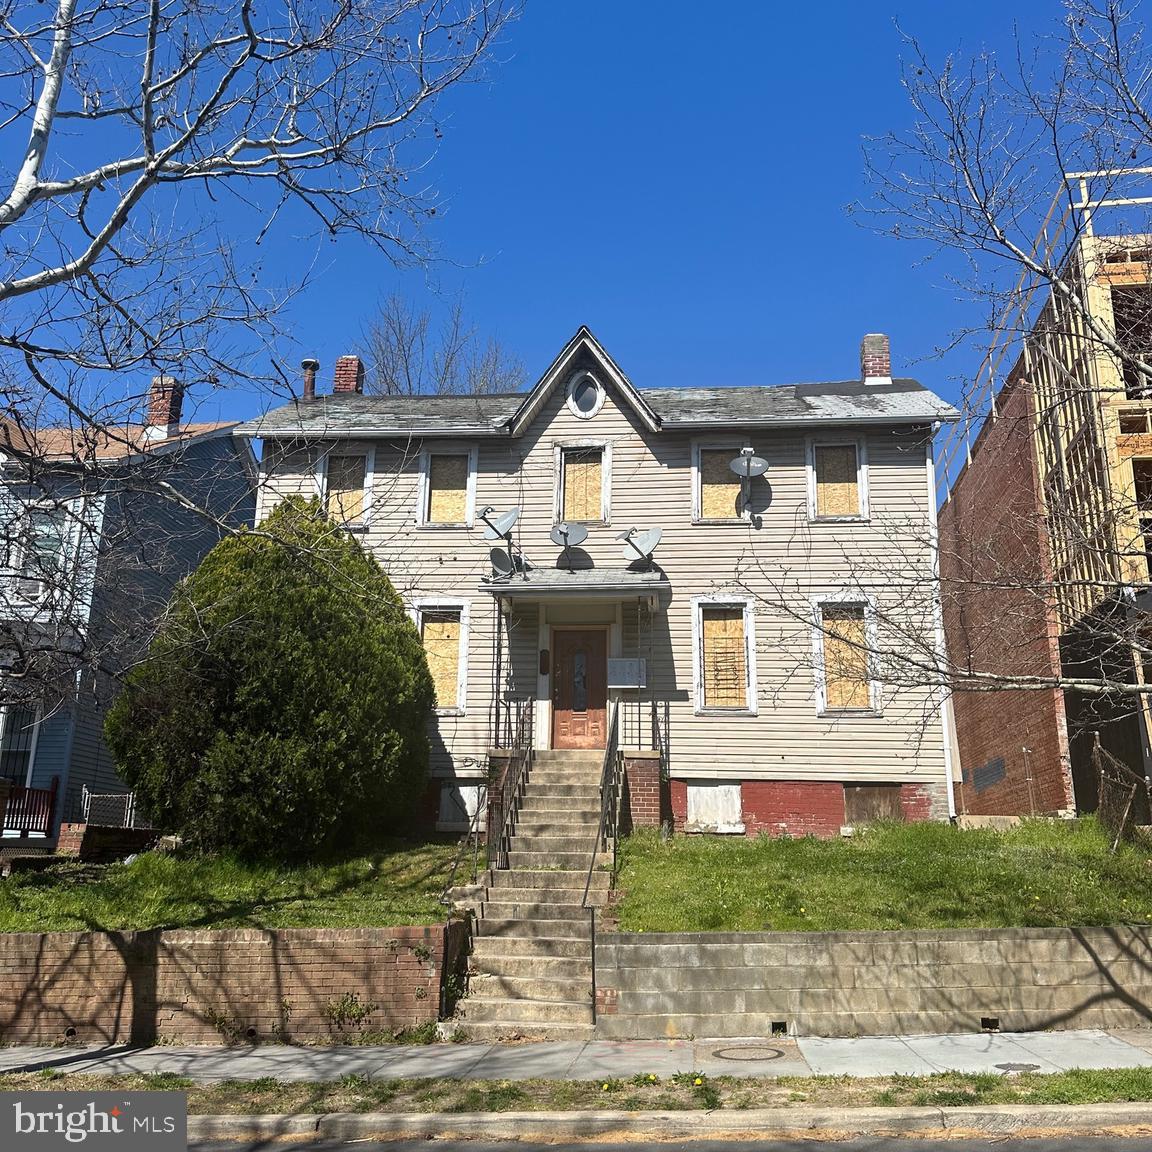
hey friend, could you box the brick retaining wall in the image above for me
[594,927,1152,1038]
[0,923,469,1045]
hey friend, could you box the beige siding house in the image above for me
[239,328,960,836]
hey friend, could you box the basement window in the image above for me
[685,781,744,834]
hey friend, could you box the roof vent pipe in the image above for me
[301,358,319,403]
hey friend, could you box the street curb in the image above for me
[187,1102,1152,1143]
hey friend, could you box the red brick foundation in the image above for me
[622,752,664,830]
[0,923,469,1045]
[668,779,946,838]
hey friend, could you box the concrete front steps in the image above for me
[454,748,609,1040]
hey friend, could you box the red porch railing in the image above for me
[4,776,59,835]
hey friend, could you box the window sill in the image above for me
[695,707,757,717]
[809,515,870,525]
[684,822,746,835]
[818,708,883,719]
[334,522,370,533]
[692,518,749,526]
[417,522,473,530]
[433,708,466,718]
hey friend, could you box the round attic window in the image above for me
[566,370,605,419]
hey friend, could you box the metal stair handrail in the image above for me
[582,701,622,909]
[487,696,535,871]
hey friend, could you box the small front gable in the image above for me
[508,327,660,438]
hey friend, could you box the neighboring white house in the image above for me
[238,328,960,836]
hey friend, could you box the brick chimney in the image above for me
[145,376,183,439]
[301,358,319,402]
[861,334,892,384]
[333,355,364,395]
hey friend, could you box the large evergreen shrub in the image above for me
[105,497,433,860]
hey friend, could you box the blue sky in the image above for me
[212,2,1066,421]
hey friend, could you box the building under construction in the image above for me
[939,171,1152,817]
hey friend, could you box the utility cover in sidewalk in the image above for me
[711,1046,785,1061]
[995,1062,1042,1074]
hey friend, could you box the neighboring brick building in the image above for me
[938,179,1152,815]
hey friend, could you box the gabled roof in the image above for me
[0,421,241,463]
[234,328,960,440]
[508,326,661,435]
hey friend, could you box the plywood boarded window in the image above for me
[562,447,603,522]
[821,603,871,710]
[421,609,462,710]
[325,454,366,522]
[844,783,903,825]
[814,444,860,518]
[699,448,742,520]
[701,605,748,709]
[427,454,470,524]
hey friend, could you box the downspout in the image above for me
[927,428,958,819]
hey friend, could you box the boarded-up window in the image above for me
[686,781,744,832]
[325,455,366,522]
[814,444,860,518]
[701,605,748,709]
[421,610,462,710]
[821,603,871,710]
[427,454,470,524]
[699,448,742,519]
[844,783,903,825]
[562,447,603,522]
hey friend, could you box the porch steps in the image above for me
[454,748,606,1041]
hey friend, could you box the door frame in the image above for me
[550,625,610,750]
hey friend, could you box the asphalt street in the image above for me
[189,1140,1151,1151]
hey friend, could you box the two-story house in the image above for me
[240,328,960,838]
[0,378,256,844]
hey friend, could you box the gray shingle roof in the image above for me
[642,380,959,426]
[234,392,523,438]
[235,379,958,439]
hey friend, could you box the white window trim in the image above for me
[8,499,82,608]
[806,436,870,522]
[0,702,42,788]
[553,440,612,525]
[415,444,478,528]
[411,597,471,717]
[691,439,752,523]
[690,594,758,716]
[811,590,882,717]
[565,369,606,420]
[315,446,375,529]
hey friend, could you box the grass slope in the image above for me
[0,839,457,931]
[615,818,1152,932]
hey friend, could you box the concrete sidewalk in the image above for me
[2,1028,1151,1082]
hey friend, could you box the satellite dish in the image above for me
[550,522,589,548]
[489,548,514,577]
[621,526,663,563]
[481,506,520,541]
[729,447,769,478]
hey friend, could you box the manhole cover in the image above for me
[711,1045,786,1061]
[995,1062,1041,1073]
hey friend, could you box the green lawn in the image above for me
[0,839,458,931]
[615,818,1152,932]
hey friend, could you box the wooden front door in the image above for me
[552,629,608,749]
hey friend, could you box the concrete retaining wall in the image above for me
[0,923,469,1045]
[594,927,1152,1038]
